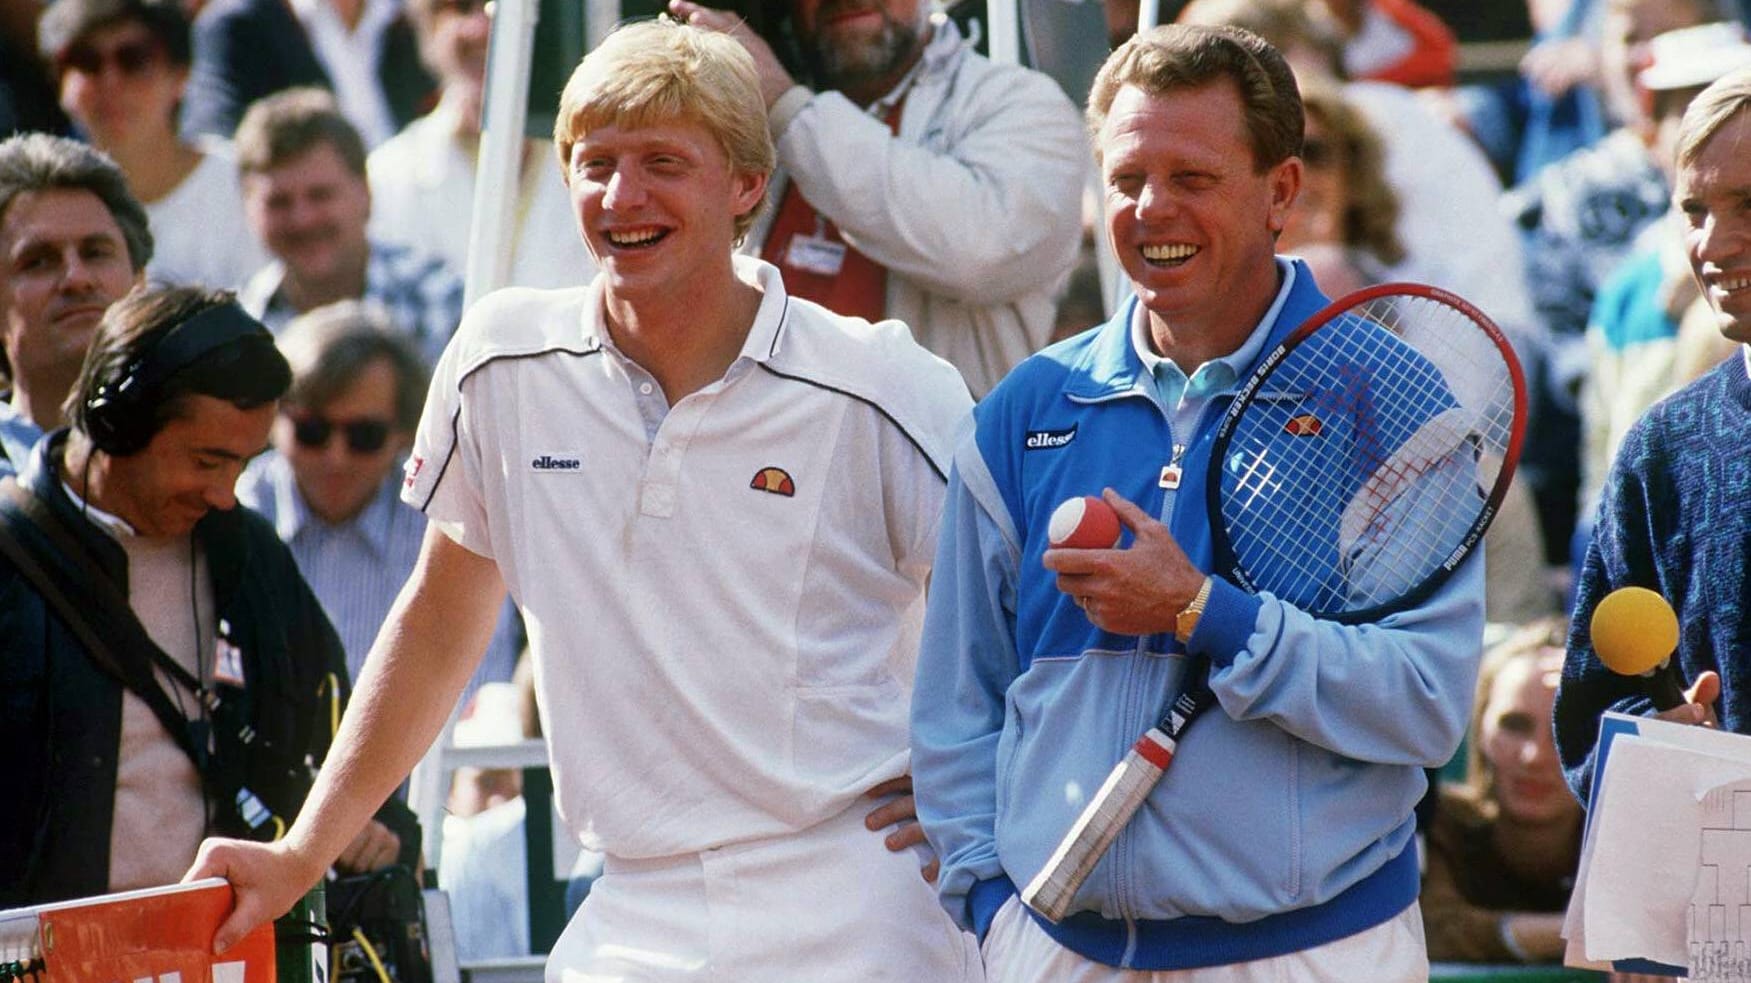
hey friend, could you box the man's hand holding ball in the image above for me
[1043,489,1207,636]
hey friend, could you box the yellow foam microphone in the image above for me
[1590,586,1685,709]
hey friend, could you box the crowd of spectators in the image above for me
[5,0,1751,971]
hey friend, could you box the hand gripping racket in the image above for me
[1021,283,1528,921]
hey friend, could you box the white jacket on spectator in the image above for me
[1345,80,1543,362]
[744,18,1087,397]
[368,98,597,292]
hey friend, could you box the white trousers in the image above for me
[980,896,1429,983]
[546,802,982,982]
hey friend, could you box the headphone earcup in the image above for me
[83,379,151,456]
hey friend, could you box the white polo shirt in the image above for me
[404,257,973,859]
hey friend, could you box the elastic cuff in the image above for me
[1192,577,1262,667]
[767,84,814,139]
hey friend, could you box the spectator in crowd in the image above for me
[439,678,537,962]
[1102,0,1140,48]
[189,21,979,979]
[234,302,518,701]
[38,0,266,290]
[2,0,73,139]
[671,0,1088,397]
[439,663,603,962]
[1180,0,1543,364]
[181,0,432,148]
[1555,66,1751,802]
[913,23,1483,978]
[1671,285,1741,381]
[1437,0,1609,185]
[235,88,462,364]
[1501,0,1724,573]
[1,132,145,474]
[1316,0,1458,89]
[1278,82,1404,295]
[0,285,417,905]
[366,0,594,290]
[1576,21,1751,571]
[1423,617,1580,963]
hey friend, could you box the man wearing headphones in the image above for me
[0,285,417,905]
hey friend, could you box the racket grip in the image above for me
[1020,728,1174,922]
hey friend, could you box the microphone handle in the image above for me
[1647,663,1688,712]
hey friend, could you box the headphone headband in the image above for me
[110,302,270,406]
[85,301,272,456]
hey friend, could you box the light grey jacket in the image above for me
[746,19,1088,398]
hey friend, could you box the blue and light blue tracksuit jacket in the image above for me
[912,260,1487,970]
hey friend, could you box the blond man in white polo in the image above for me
[188,18,981,981]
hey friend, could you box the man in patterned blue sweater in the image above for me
[1555,66,1751,801]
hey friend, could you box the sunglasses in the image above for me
[289,412,394,454]
[58,38,164,78]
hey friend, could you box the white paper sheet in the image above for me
[1564,713,1751,976]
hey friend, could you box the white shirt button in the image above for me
[639,382,654,395]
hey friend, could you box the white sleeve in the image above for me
[402,318,496,559]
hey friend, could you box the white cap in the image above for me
[1639,22,1751,92]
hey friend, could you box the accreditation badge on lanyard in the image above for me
[781,93,905,279]
[784,215,849,276]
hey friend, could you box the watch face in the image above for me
[1177,611,1198,641]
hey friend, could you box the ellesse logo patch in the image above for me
[1025,425,1077,450]
[750,467,795,497]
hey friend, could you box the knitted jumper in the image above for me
[1553,352,1751,802]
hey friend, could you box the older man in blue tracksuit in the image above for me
[911,24,1486,982]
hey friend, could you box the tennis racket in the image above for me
[1021,282,1528,921]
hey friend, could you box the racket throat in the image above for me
[1133,729,1177,770]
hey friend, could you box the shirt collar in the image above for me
[271,452,405,556]
[59,473,139,539]
[289,0,398,36]
[580,255,792,368]
[1126,258,1297,404]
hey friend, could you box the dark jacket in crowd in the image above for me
[181,0,434,141]
[0,432,420,906]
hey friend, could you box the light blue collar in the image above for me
[1068,257,1308,403]
[1129,259,1297,411]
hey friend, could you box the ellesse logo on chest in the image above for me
[529,453,583,472]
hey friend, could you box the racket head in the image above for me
[1207,282,1527,624]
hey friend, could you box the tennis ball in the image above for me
[1048,496,1121,550]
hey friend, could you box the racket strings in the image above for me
[1220,293,1520,615]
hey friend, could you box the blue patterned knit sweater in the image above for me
[1554,351,1751,802]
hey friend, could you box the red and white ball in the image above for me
[1048,496,1121,550]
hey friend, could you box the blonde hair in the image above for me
[552,19,774,240]
[1300,85,1404,266]
[1676,65,1751,172]
[1461,615,1569,814]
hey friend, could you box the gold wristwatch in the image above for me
[1175,576,1213,644]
